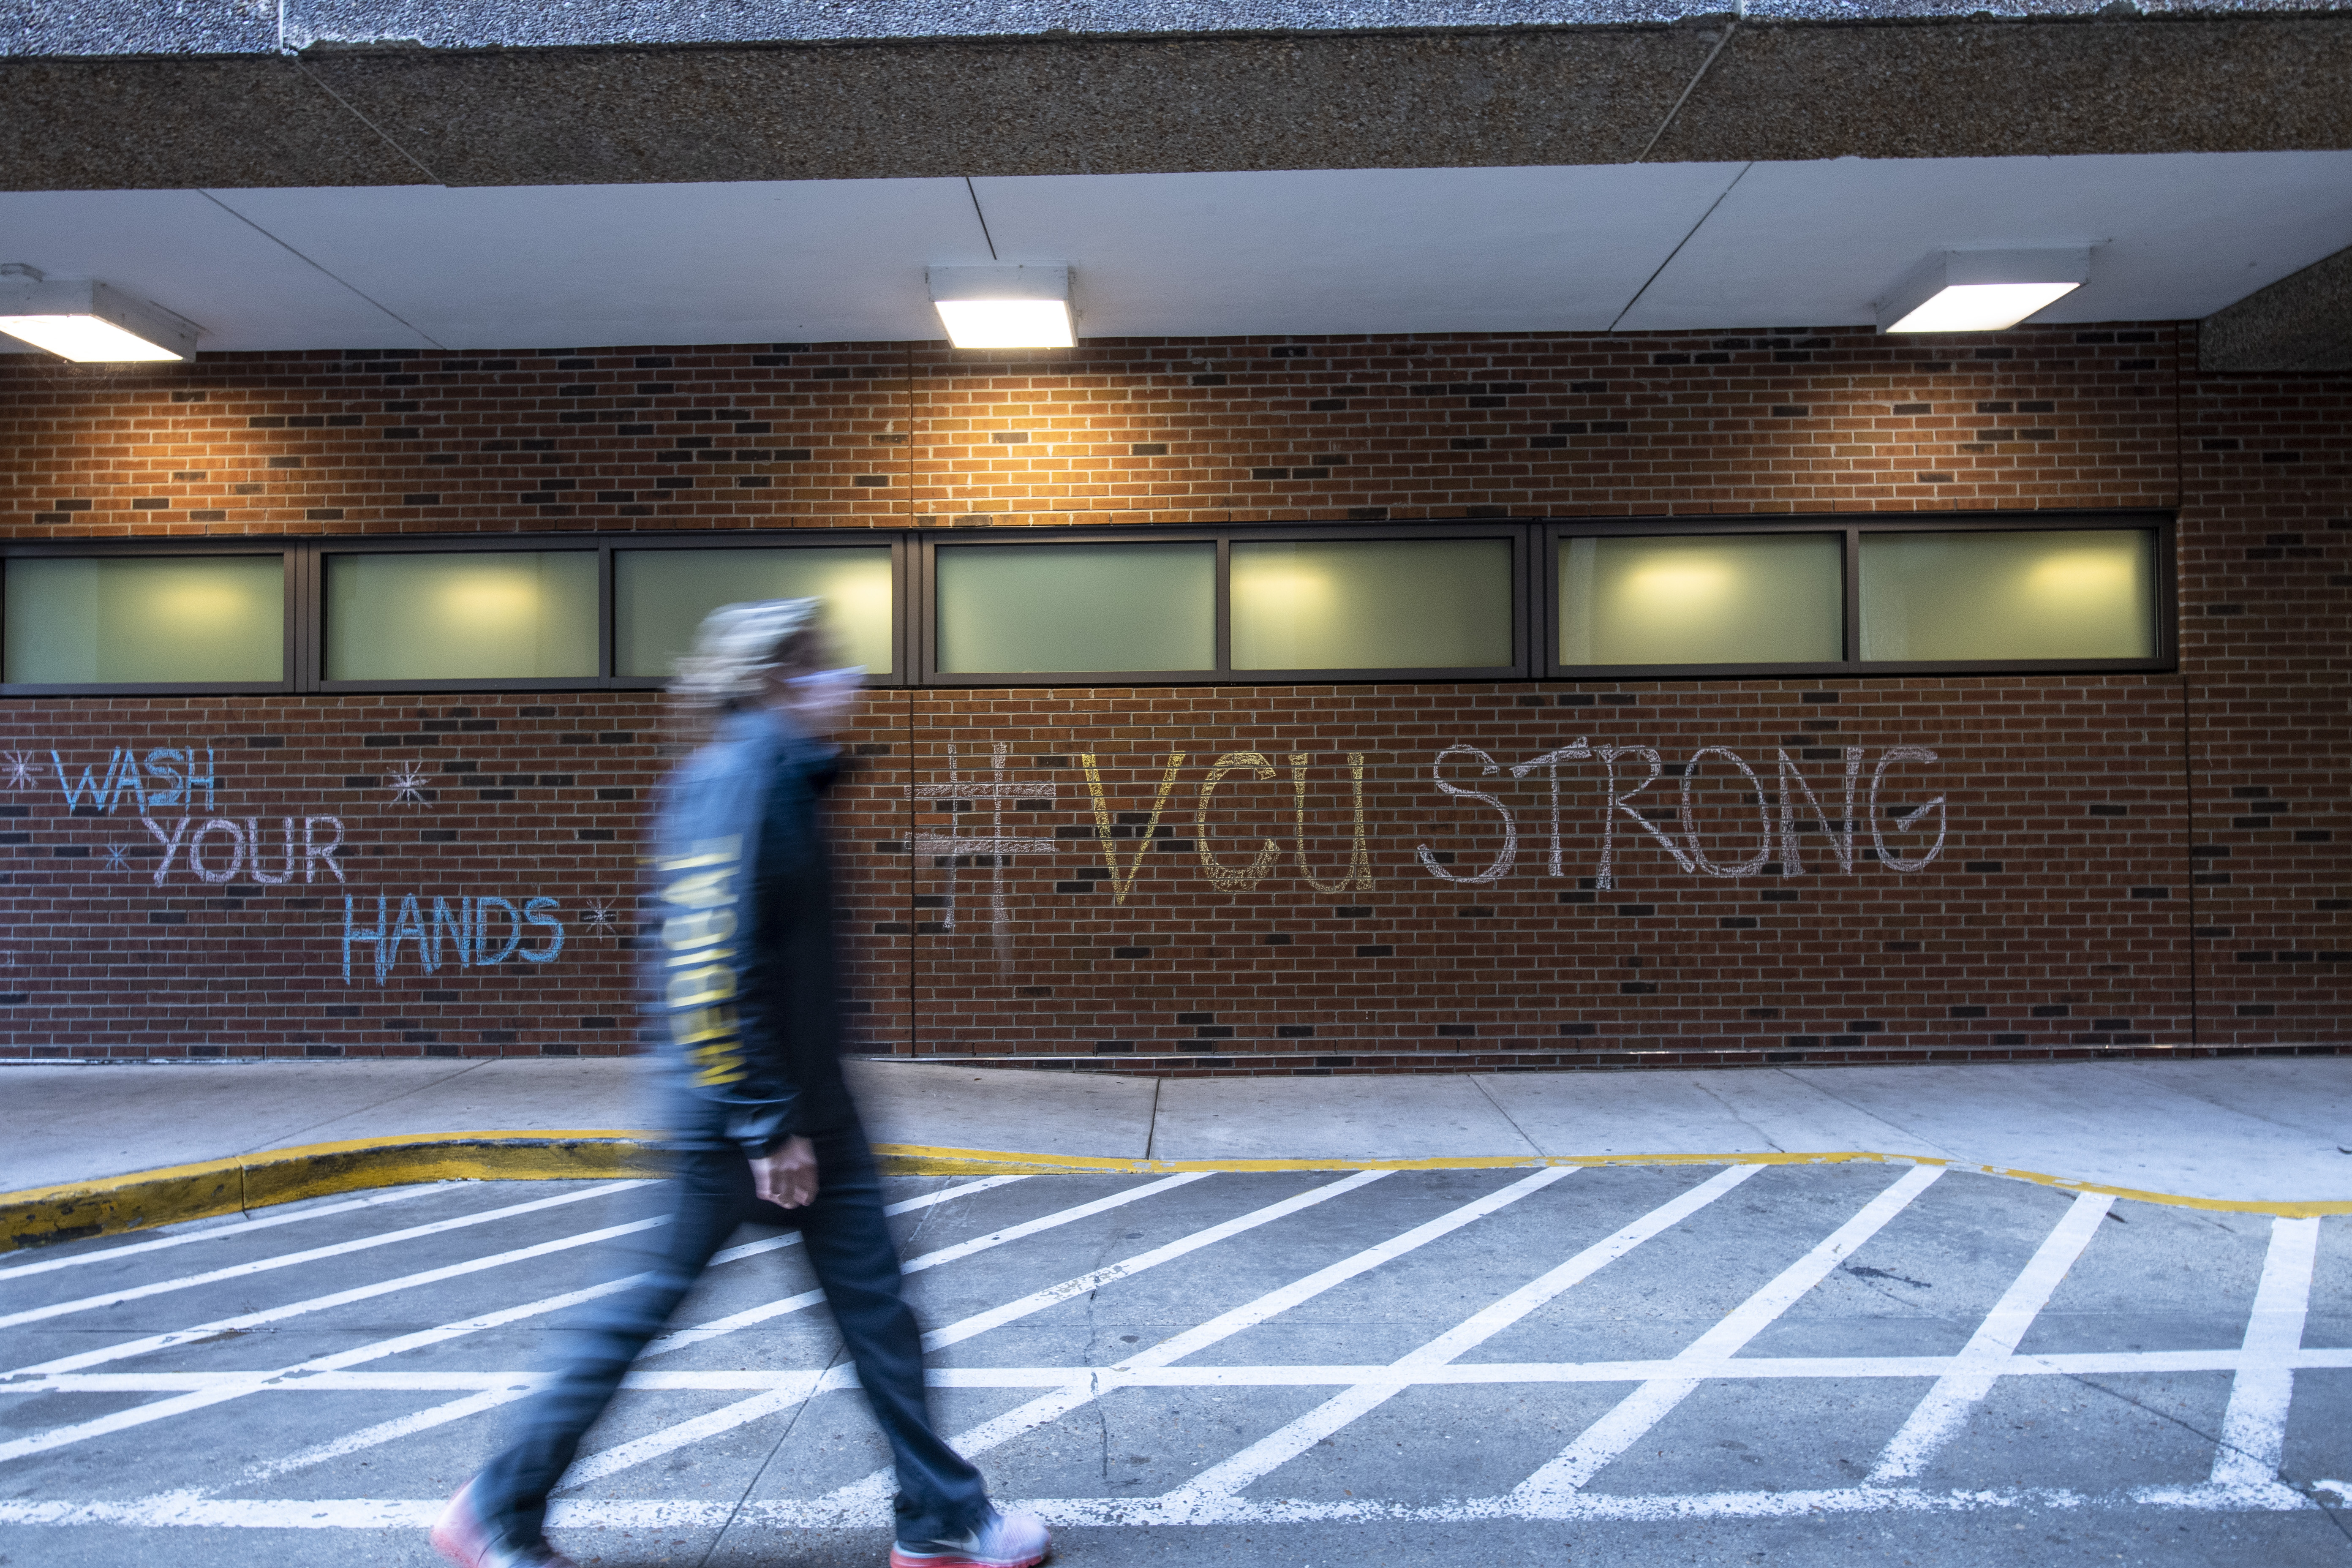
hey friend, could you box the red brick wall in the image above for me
[0,323,2341,1068]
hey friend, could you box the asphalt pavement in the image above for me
[3,1163,2348,1565]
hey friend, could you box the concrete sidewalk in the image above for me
[3,1054,2349,1205]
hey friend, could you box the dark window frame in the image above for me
[605,534,909,689]
[918,522,1531,687]
[1541,509,2175,680]
[0,540,300,696]
[312,535,613,696]
[0,511,2172,696]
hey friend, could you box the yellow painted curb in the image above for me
[0,1131,657,1252]
[868,1144,2352,1218]
[5,1132,2345,1252]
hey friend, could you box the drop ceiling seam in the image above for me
[198,191,446,350]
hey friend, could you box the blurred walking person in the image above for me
[433,599,1049,1568]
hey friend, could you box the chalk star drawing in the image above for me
[386,762,433,808]
[4,753,35,790]
[103,843,130,872]
[583,901,616,927]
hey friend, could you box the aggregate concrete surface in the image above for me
[5,0,2322,60]
[2,1163,2347,1565]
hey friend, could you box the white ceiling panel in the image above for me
[2,152,2347,355]
[0,188,431,352]
[207,179,994,350]
[971,163,1747,337]
[1617,151,2352,332]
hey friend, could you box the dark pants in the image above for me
[471,1124,988,1549]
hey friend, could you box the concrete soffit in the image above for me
[2201,241,2352,370]
[2,14,2352,192]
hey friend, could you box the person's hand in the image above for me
[751,1135,819,1209]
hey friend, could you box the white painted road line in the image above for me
[558,1368,843,1489]
[3,1169,2338,1541]
[13,1342,2352,1400]
[640,1172,1207,1359]
[0,1217,670,1466]
[1510,1162,1944,1512]
[0,1182,446,1284]
[0,1178,659,1331]
[244,1385,543,1482]
[581,1173,1380,1489]
[5,1202,668,1381]
[891,1166,1580,1502]
[0,1470,2329,1536]
[2177,1214,2321,1506]
[923,1170,1391,1353]
[1156,1162,1763,1514]
[1868,1188,2112,1483]
[234,1174,1029,1481]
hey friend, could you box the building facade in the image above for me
[1,318,2344,1068]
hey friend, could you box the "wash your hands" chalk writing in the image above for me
[55,748,218,813]
[144,816,346,885]
[340,894,566,984]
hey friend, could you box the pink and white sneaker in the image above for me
[430,1478,580,1568]
[890,1505,1051,1568]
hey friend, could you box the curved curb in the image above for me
[5,1133,2346,1251]
[0,1131,657,1252]
[872,1145,2352,1218]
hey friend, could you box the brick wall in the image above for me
[0,323,2342,1069]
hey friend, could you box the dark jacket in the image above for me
[648,705,854,1155]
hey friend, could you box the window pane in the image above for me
[1231,538,1512,670]
[617,548,893,678]
[936,542,1214,673]
[1859,529,2156,662]
[326,551,598,681]
[1558,534,1842,665]
[5,555,283,683]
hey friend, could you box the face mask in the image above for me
[784,666,864,733]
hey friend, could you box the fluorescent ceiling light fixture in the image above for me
[0,265,200,362]
[928,264,1075,349]
[1876,248,2092,334]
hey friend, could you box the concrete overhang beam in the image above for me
[2201,242,2352,371]
[2,16,2349,191]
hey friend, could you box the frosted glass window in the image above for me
[936,542,1214,673]
[1859,529,2156,662]
[1559,533,1842,665]
[1231,538,1511,670]
[618,548,893,677]
[5,555,283,683]
[326,551,597,680]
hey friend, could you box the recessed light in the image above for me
[0,265,199,362]
[928,264,1075,350]
[1876,248,2092,335]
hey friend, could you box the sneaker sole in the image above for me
[888,1547,1048,1568]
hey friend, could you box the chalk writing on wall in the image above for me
[1415,740,1945,888]
[142,815,346,885]
[914,741,1947,910]
[909,743,1060,961]
[340,894,566,983]
[54,748,218,813]
[29,745,577,995]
